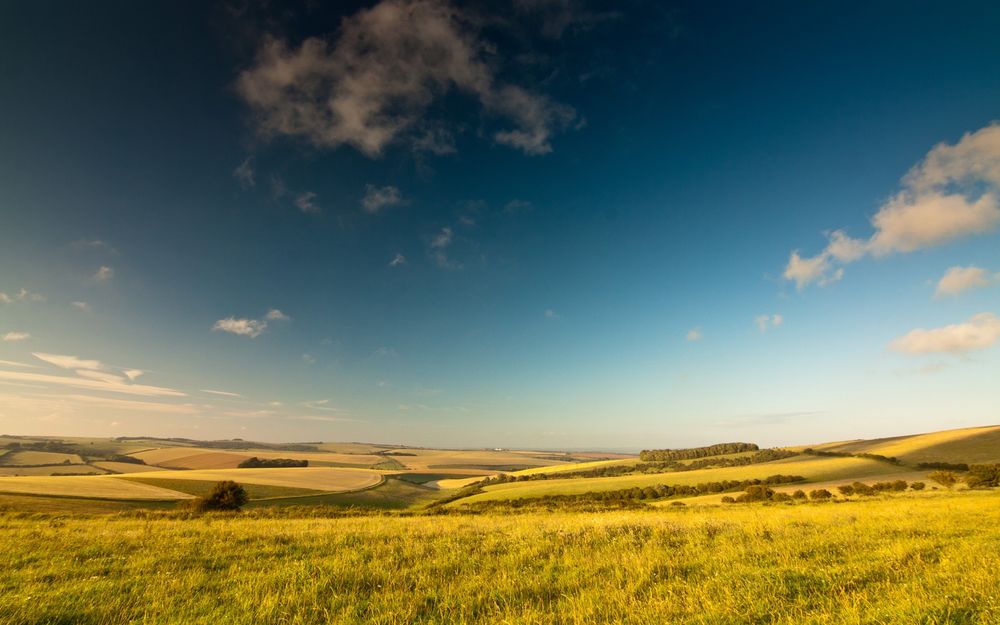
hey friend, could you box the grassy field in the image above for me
[0,475,191,500]
[120,478,326,500]
[91,461,168,474]
[798,425,1000,464]
[0,491,997,624]
[453,455,914,506]
[0,450,84,465]
[124,467,383,492]
[0,465,108,477]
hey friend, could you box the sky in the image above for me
[1,1,999,450]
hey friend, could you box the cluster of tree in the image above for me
[104,454,146,465]
[639,442,759,462]
[188,481,249,513]
[801,448,901,465]
[237,457,308,468]
[916,461,969,471]
[837,480,912,496]
[722,486,832,503]
[378,451,417,457]
[2,440,79,454]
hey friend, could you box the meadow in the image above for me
[1,491,998,624]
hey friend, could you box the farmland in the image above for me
[1,491,998,624]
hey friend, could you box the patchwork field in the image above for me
[91,461,168,474]
[1,491,998,624]
[0,465,107,477]
[0,475,192,500]
[127,467,383,492]
[0,450,84,465]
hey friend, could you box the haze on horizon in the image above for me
[1,1,999,450]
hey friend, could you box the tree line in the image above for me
[237,457,308,468]
[639,442,759,462]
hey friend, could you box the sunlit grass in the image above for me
[0,491,998,624]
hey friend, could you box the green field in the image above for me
[1,491,998,624]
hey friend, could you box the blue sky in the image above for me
[1,1,999,449]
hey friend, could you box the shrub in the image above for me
[720,496,736,504]
[809,489,832,500]
[837,485,855,496]
[190,481,249,512]
[928,471,960,490]
[791,490,806,500]
[910,481,925,491]
[965,464,1000,488]
[771,492,792,502]
[851,481,875,496]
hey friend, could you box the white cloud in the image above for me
[70,301,90,312]
[0,370,186,397]
[362,185,403,214]
[756,314,783,333]
[389,252,407,267]
[264,309,291,321]
[233,157,255,189]
[76,370,126,384]
[544,309,560,319]
[0,359,39,369]
[429,226,460,268]
[64,394,199,415]
[33,352,103,370]
[785,123,1000,288]
[503,199,533,214]
[294,191,320,214]
[934,265,998,298]
[889,312,1000,355]
[302,353,316,365]
[431,226,453,249]
[202,389,243,397]
[235,0,576,157]
[123,369,144,381]
[213,317,267,338]
[94,265,114,282]
[1,288,46,304]
[2,332,31,342]
[686,328,702,342]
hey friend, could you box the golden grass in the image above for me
[122,467,383,492]
[1,492,998,624]
[131,447,390,469]
[798,425,1000,464]
[454,455,912,505]
[387,449,571,471]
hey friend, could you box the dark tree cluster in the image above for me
[105,454,146,465]
[801,448,901,465]
[639,442,759,462]
[237,457,308,468]
[189,481,249,512]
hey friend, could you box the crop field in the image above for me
[0,475,191,500]
[0,450,84,465]
[453,455,913,505]
[0,465,107,477]
[120,467,383,492]
[91,461,168,474]
[799,425,1000,464]
[0,491,997,624]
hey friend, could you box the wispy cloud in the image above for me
[934,265,998,298]
[2,332,31,342]
[233,157,255,189]
[785,123,1000,288]
[890,312,1000,355]
[213,309,289,339]
[0,369,186,397]
[64,394,200,415]
[0,288,45,304]
[362,185,403,214]
[94,265,114,282]
[201,389,243,398]
[389,252,407,267]
[755,314,784,333]
[302,353,316,365]
[236,0,576,156]
[294,191,320,214]
[123,369,144,381]
[686,328,702,342]
[70,301,90,312]
[544,309,560,320]
[33,352,103,370]
[0,359,39,369]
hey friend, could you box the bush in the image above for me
[851,481,875,496]
[965,464,1000,488]
[720,496,736,504]
[928,471,960,490]
[190,481,249,512]
[837,485,855,496]
[771,492,792,502]
[791,490,806,500]
[910,481,925,491]
[238,457,308,468]
[809,489,833,500]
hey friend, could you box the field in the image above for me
[0,450,84,465]
[0,491,997,624]
[798,425,1000,464]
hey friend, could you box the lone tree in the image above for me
[191,480,249,512]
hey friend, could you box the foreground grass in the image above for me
[1,492,998,624]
